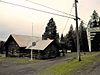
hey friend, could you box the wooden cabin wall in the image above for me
[40,44,59,59]
[19,48,31,57]
[7,40,20,57]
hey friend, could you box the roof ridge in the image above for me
[11,34,41,38]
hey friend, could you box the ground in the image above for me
[0,52,100,75]
[81,61,100,75]
[0,53,76,75]
[73,54,100,75]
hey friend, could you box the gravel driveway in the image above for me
[0,53,77,75]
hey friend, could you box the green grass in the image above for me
[0,55,42,63]
[7,57,40,63]
[0,54,6,61]
[0,54,5,57]
[39,52,100,75]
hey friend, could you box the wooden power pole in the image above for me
[74,0,81,61]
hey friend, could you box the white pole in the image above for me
[87,28,91,52]
[31,23,33,60]
[32,23,33,38]
[31,49,33,60]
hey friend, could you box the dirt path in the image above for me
[0,53,77,75]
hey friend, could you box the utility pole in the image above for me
[74,0,81,61]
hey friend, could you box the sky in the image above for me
[0,0,100,41]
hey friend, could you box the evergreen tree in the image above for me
[61,34,64,42]
[89,10,100,27]
[79,21,89,52]
[42,18,60,56]
[42,18,59,40]
[65,25,76,52]
[60,34,65,50]
[91,10,99,20]
[0,41,5,54]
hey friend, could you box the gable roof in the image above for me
[26,39,53,50]
[10,34,41,47]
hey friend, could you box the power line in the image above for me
[79,18,88,26]
[26,0,75,17]
[0,0,75,19]
[62,3,74,34]
[26,0,87,32]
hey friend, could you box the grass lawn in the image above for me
[38,52,100,75]
[0,54,42,64]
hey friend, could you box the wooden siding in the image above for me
[5,36,20,57]
[32,42,59,59]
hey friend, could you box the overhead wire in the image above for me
[0,0,88,32]
[25,0,75,17]
[62,3,74,34]
[25,0,88,29]
[0,0,75,19]
[79,18,88,26]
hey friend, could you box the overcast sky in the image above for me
[0,0,100,41]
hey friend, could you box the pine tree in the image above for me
[61,34,64,42]
[65,25,76,52]
[91,10,99,20]
[42,18,60,56]
[89,10,99,27]
[60,34,65,50]
[0,41,5,53]
[79,21,88,52]
[42,18,59,40]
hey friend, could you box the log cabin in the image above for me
[4,34,60,59]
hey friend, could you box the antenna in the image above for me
[31,22,33,60]
[32,23,33,38]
